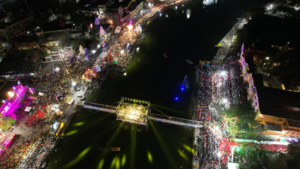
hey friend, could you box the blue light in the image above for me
[175,97,179,100]
[181,87,184,91]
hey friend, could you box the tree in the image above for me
[0,117,16,131]
[71,12,88,29]
[221,101,258,126]
[237,133,279,169]
[40,50,48,58]
[286,140,300,169]
[72,37,85,48]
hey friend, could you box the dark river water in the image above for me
[47,0,268,168]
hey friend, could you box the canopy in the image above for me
[24,107,32,112]
[65,96,72,102]
[99,26,105,35]
[114,26,121,34]
[94,17,100,25]
[55,67,60,72]
[38,92,44,96]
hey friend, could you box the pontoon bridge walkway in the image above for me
[77,101,203,128]
[149,113,203,128]
[77,101,117,113]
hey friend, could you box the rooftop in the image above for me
[116,97,150,126]
[0,14,32,29]
[0,52,41,75]
[254,74,300,121]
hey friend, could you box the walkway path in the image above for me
[213,18,243,61]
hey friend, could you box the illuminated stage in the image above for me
[0,83,30,119]
[115,97,150,126]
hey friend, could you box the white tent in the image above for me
[114,26,121,33]
[38,92,45,96]
[55,67,60,72]
[79,45,85,55]
[99,26,105,36]
[227,163,239,169]
[136,24,142,34]
[25,107,32,112]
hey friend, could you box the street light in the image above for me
[217,151,221,158]
[217,152,221,167]
[221,71,227,76]
[7,91,14,97]
[222,98,228,104]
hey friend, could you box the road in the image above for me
[213,18,244,61]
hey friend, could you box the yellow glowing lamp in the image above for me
[127,20,133,31]
[60,122,64,128]
[7,91,14,97]
[127,25,133,31]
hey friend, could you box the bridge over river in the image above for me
[77,99,203,128]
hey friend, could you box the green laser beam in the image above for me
[150,106,167,115]
[151,104,185,114]
[148,120,177,168]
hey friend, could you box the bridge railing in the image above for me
[149,113,203,126]
[85,102,116,110]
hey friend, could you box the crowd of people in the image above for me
[19,137,49,168]
[0,138,32,168]
[0,2,192,168]
[195,59,242,169]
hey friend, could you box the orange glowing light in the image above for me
[7,91,14,97]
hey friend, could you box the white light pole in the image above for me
[217,152,221,168]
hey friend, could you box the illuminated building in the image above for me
[239,43,300,138]
[50,121,60,135]
[115,97,150,126]
[0,83,29,119]
[83,69,97,82]
[0,15,35,42]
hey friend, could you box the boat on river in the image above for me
[111,147,121,151]
[41,162,46,168]
[186,59,193,64]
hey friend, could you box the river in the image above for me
[46,0,268,168]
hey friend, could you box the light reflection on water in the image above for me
[186,9,191,19]
[203,0,216,6]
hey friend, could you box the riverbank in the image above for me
[45,0,272,168]
[43,0,192,166]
